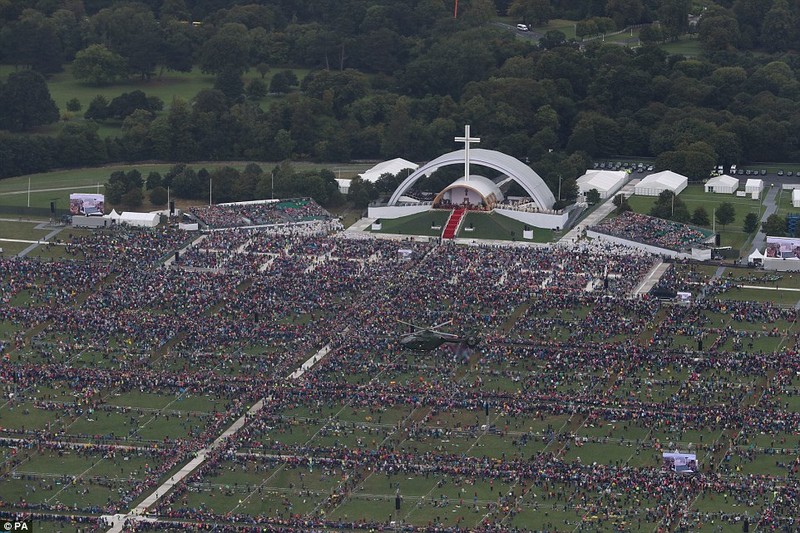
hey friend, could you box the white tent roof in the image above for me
[745,178,764,189]
[359,158,418,183]
[706,174,738,188]
[108,209,122,220]
[637,170,687,191]
[793,189,800,201]
[119,212,159,223]
[577,170,627,193]
[749,248,765,262]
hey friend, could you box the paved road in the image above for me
[559,177,640,244]
[749,183,779,255]
[0,184,100,196]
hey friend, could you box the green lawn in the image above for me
[459,212,553,242]
[3,64,305,114]
[659,37,703,57]
[372,210,450,237]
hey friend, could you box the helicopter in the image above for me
[397,319,479,352]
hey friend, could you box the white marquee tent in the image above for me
[359,158,418,183]
[634,170,688,196]
[793,189,800,208]
[576,170,627,199]
[745,178,764,194]
[704,174,738,194]
[118,211,159,227]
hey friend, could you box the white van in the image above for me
[516,24,529,31]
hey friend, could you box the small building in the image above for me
[704,174,738,194]
[793,189,800,208]
[634,170,688,196]
[745,178,764,195]
[335,178,351,195]
[576,170,627,199]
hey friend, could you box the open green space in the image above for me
[371,210,450,237]
[459,212,553,242]
[658,37,703,57]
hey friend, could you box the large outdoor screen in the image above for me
[69,193,105,216]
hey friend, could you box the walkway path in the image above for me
[17,225,66,258]
[632,259,667,296]
[107,341,336,532]
[558,178,640,244]
[749,184,779,255]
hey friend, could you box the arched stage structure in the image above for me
[388,148,556,210]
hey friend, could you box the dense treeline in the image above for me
[2,0,800,199]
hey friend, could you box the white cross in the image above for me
[455,125,480,182]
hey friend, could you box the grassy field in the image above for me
[459,211,553,242]
[0,64,310,137]
[659,37,703,57]
[1,225,798,530]
[371,210,451,237]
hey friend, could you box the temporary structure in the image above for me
[576,170,627,199]
[634,171,688,196]
[704,174,738,194]
[359,158,418,183]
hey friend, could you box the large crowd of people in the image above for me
[592,212,711,252]
[0,215,798,532]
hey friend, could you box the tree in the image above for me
[107,91,162,120]
[90,4,163,79]
[256,62,270,78]
[762,214,786,236]
[761,0,795,53]
[743,212,759,233]
[639,24,663,43]
[66,98,81,112]
[697,6,741,51]
[606,0,644,28]
[651,190,689,222]
[146,172,163,190]
[121,187,143,208]
[1,9,64,74]
[586,188,601,205]
[72,44,128,85]
[215,69,245,103]
[715,201,736,228]
[347,176,379,208]
[658,0,691,41]
[85,95,110,121]
[246,79,268,100]
[539,30,567,49]
[270,70,297,93]
[613,193,631,214]
[508,0,553,27]
[691,206,710,226]
[199,23,251,75]
[0,70,59,132]
[149,186,168,206]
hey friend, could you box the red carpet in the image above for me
[442,208,465,239]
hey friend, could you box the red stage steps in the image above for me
[442,207,466,239]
